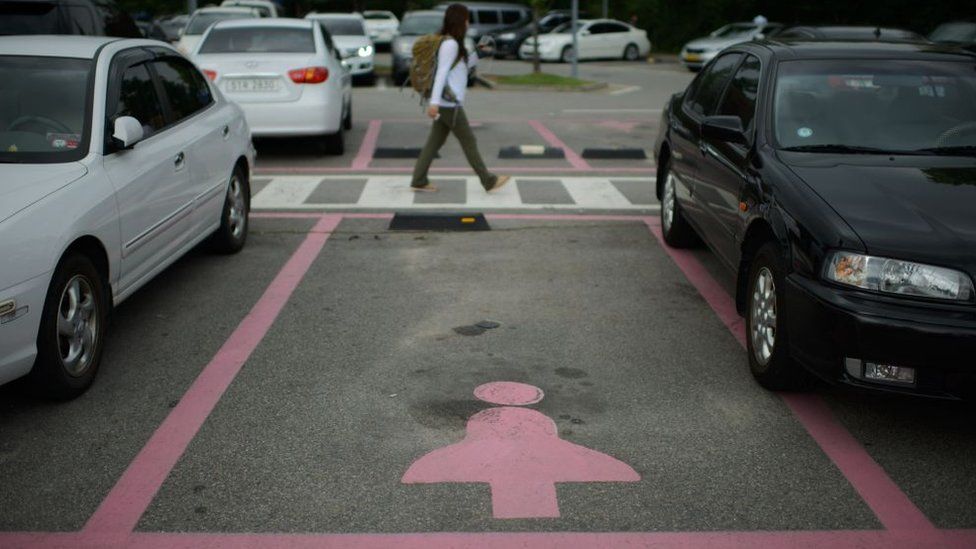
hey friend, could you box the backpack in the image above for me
[408,34,460,104]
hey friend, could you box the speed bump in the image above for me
[389,212,491,231]
[499,145,565,159]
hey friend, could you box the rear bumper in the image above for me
[237,95,342,137]
[785,274,976,399]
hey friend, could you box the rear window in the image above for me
[399,15,441,35]
[0,56,92,163]
[186,12,257,35]
[477,10,499,24]
[314,17,365,36]
[363,12,393,21]
[0,1,61,35]
[501,10,522,24]
[199,27,316,53]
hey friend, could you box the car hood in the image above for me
[0,163,88,225]
[683,35,749,51]
[787,157,976,276]
[332,36,372,50]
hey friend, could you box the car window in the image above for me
[717,54,761,131]
[604,23,629,33]
[0,1,62,34]
[152,58,213,123]
[477,10,499,24]
[399,15,441,35]
[111,63,166,138]
[588,23,610,34]
[685,53,743,117]
[501,10,521,24]
[200,27,316,53]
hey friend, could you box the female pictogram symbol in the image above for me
[402,382,640,519]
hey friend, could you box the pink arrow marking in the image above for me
[402,382,640,519]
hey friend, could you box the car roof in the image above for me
[403,10,442,17]
[194,7,256,14]
[435,2,529,9]
[212,17,314,30]
[0,35,118,58]
[783,26,925,39]
[747,39,976,61]
[306,13,365,20]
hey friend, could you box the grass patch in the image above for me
[493,73,593,88]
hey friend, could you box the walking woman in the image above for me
[411,3,510,193]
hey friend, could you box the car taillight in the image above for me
[288,67,329,84]
[203,69,217,81]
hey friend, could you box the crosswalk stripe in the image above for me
[251,175,660,211]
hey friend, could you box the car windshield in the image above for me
[399,15,441,35]
[930,22,976,43]
[0,1,60,35]
[774,59,976,153]
[552,22,584,34]
[315,17,366,36]
[363,12,393,21]
[186,12,257,35]
[0,56,91,164]
[711,23,756,38]
[224,3,272,17]
[199,27,316,53]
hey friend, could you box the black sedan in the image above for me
[653,39,976,399]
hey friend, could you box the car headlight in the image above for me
[825,251,975,302]
[358,45,374,57]
[499,32,516,40]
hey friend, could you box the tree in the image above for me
[529,0,551,74]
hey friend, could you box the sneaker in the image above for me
[487,175,510,193]
[411,184,438,192]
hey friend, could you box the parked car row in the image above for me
[519,19,651,63]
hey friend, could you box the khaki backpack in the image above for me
[408,34,459,104]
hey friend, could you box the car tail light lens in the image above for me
[288,67,329,84]
[202,69,217,81]
[825,251,974,302]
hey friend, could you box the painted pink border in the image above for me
[254,166,656,175]
[3,212,963,548]
[527,120,591,171]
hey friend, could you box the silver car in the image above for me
[680,21,781,71]
[0,36,254,399]
[392,10,476,86]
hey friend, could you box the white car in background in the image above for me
[0,36,254,399]
[520,19,651,63]
[221,0,279,18]
[305,13,375,85]
[178,6,261,54]
[193,18,352,154]
[679,21,781,71]
[362,10,399,46]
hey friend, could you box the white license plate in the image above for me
[226,78,280,93]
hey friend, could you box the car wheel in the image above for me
[324,128,345,156]
[746,242,814,391]
[27,253,107,400]
[659,161,698,248]
[623,44,639,61]
[560,45,576,63]
[210,166,249,254]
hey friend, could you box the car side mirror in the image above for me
[113,116,144,149]
[702,115,747,145]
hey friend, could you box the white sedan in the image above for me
[362,10,399,46]
[305,13,376,84]
[194,18,353,154]
[177,6,261,55]
[520,19,651,63]
[0,36,254,399]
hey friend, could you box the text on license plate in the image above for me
[226,78,280,92]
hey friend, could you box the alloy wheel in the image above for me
[662,172,676,232]
[227,175,246,239]
[750,267,777,365]
[57,275,98,377]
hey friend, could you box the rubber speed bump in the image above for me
[499,145,565,159]
[581,148,647,159]
[374,147,438,159]
[389,212,491,231]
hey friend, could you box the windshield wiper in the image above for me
[781,144,919,155]
[914,145,976,157]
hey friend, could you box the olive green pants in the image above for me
[411,107,497,189]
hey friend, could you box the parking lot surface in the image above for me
[2,59,975,549]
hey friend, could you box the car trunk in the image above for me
[197,54,319,103]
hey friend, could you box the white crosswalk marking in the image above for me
[252,175,660,211]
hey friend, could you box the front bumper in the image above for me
[519,44,558,61]
[785,274,976,399]
[342,56,375,76]
[0,272,49,387]
[680,50,717,69]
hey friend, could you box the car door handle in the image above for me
[174,151,185,168]
[222,125,230,138]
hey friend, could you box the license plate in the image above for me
[226,78,279,93]
[683,53,702,62]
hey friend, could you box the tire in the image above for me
[343,99,352,131]
[560,46,576,63]
[624,44,639,61]
[745,242,814,391]
[209,166,249,254]
[324,128,345,156]
[393,72,407,86]
[659,161,698,248]
[27,253,108,400]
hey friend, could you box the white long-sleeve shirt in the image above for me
[430,38,478,107]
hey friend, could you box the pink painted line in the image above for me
[489,213,648,222]
[377,117,657,124]
[81,214,343,536]
[251,212,325,219]
[254,166,656,175]
[3,529,975,549]
[643,218,937,534]
[527,120,591,170]
[351,120,382,169]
